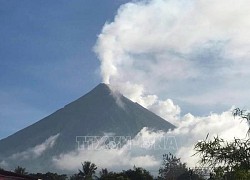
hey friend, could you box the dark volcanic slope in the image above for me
[0,83,175,165]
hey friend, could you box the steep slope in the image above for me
[0,83,175,171]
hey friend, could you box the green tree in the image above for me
[194,108,250,179]
[99,166,153,180]
[124,166,153,180]
[194,136,250,179]
[14,166,28,175]
[99,171,128,180]
[158,153,188,180]
[70,174,81,180]
[158,153,203,180]
[99,168,109,178]
[78,161,97,180]
[30,172,68,180]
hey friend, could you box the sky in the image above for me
[1,0,250,173]
[0,0,129,139]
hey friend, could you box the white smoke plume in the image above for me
[93,0,250,169]
[94,0,250,114]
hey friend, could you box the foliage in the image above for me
[99,168,108,177]
[194,136,250,171]
[194,108,250,179]
[70,161,97,180]
[124,166,153,180]
[158,153,203,180]
[99,171,129,180]
[158,153,187,179]
[69,173,82,180]
[30,172,68,180]
[69,174,81,180]
[99,166,153,180]
[79,161,97,180]
[14,166,28,175]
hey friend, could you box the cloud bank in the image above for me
[91,0,250,172]
[94,0,250,115]
[0,134,60,171]
[53,129,161,171]
[53,110,248,171]
[10,134,60,160]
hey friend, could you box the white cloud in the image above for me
[109,82,181,125]
[171,109,249,167]
[53,129,160,171]
[10,134,59,160]
[53,149,159,171]
[149,99,181,125]
[52,109,248,171]
[94,0,250,115]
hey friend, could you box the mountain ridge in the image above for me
[0,83,175,172]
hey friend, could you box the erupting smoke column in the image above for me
[93,0,250,167]
[94,0,250,114]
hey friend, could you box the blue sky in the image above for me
[1,0,250,140]
[0,0,129,139]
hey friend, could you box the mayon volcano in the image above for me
[0,83,175,172]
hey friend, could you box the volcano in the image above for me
[0,83,175,172]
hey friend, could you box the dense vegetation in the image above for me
[0,158,203,180]
[194,108,250,179]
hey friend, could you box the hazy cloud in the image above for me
[0,160,8,168]
[10,134,59,160]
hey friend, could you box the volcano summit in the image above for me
[0,83,175,172]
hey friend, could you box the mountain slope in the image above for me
[0,83,175,171]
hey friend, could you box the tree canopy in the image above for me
[194,108,250,179]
